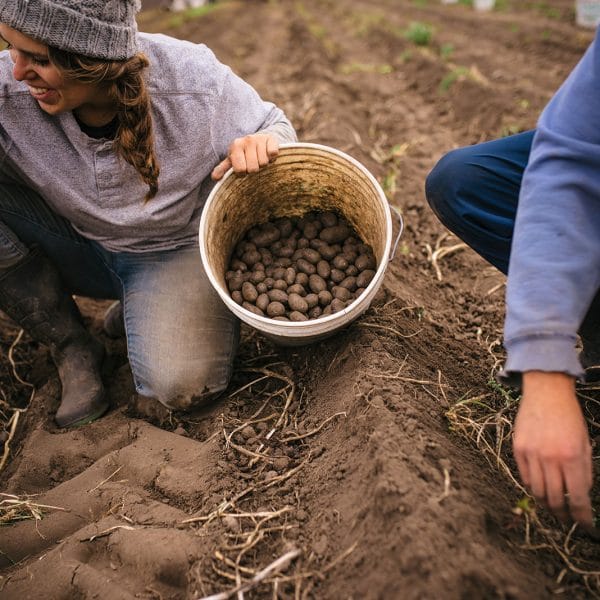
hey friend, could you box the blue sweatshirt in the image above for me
[501,27,600,385]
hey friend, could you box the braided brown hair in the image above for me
[48,48,159,201]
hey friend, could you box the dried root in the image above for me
[1,329,36,473]
[424,233,468,281]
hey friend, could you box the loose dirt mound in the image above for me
[2,1,600,598]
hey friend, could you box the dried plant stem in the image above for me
[281,412,346,442]
[87,466,123,494]
[357,322,422,339]
[0,411,20,473]
[197,548,301,600]
[424,234,468,281]
[81,524,136,542]
[370,372,449,386]
[1,330,36,473]
[0,493,67,526]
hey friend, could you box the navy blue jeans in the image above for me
[425,129,600,336]
[0,183,239,408]
[425,130,534,275]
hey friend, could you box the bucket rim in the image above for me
[199,142,395,337]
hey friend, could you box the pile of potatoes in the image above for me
[225,210,377,321]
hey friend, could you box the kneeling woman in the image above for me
[0,0,296,427]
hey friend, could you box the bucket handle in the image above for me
[388,205,404,262]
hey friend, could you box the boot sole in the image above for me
[57,398,110,428]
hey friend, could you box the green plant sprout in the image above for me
[439,66,469,92]
[512,496,534,515]
[440,43,454,60]
[382,171,397,201]
[168,3,220,27]
[399,49,413,63]
[404,22,433,46]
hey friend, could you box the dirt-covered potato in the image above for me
[241,281,258,303]
[320,225,350,244]
[256,293,270,312]
[289,310,309,321]
[267,289,288,303]
[287,283,307,296]
[288,293,309,313]
[266,301,286,317]
[316,260,331,279]
[226,210,378,321]
[355,253,376,271]
[356,269,376,288]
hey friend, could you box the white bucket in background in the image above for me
[199,143,400,347]
[576,0,600,27]
[473,0,495,10]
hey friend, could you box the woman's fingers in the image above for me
[229,138,250,172]
[218,134,279,178]
[211,156,231,181]
[525,456,547,507]
[515,444,594,526]
[541,463,569,522]
[266,134,279,158]
[256,137,270,167]
[564,455,594,527]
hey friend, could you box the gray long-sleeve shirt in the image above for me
[0,32,297,253]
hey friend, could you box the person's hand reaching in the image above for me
[513,371,594,528]
[211,133,279,180]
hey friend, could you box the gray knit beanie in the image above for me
[0,0,141,60]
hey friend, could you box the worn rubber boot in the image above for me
[0,247,109,427]
[103,300,125,338]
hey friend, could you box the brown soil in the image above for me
[2,1,600,598]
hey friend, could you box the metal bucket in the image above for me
[199,143,402,346]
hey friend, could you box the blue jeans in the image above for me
[425,130,535,275]
[425,129,600,336]
[0,183,239,409]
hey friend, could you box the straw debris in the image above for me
[0,493,67,527]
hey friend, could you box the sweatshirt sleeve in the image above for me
[499,27,600,387]
[209,64,296,161]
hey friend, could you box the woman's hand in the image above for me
[513,371,594,527]
[211,133,279,180]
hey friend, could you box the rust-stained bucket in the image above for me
[199,142,401,346]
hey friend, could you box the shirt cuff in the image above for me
[497,334,584,390]
[257,121,297,145]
